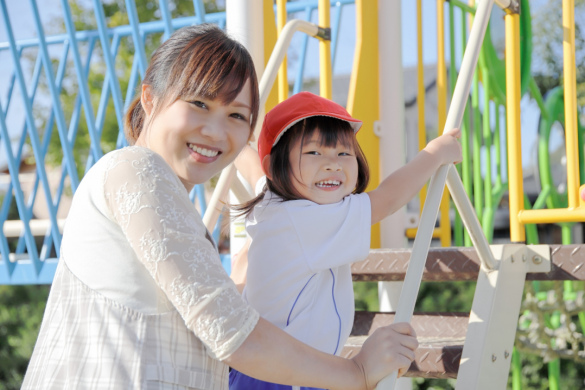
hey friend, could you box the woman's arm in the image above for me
[368,128,462,225]
[225,318,418,390]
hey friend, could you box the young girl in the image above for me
[230,91,461,390]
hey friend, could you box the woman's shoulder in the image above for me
[98,146,173,175]
[98,146,184,191]
[101,145,163,165]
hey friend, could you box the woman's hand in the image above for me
[423,128,462,166]
[351,322,419,389]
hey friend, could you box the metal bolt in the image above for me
[492,354,497,362]
[504,351,510,359]
[532,256,542,265]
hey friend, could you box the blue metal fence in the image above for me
[0,0,354,285]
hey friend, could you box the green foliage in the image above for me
[354,281,379,311]
[532,0,585,106]
[415,281,476,313]
[0,285,49,390]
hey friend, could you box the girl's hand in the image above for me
[351,322,419,389]
[423,128,462,166]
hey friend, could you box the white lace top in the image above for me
[22,146,259,389]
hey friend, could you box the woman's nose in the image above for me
[200,117,228,141]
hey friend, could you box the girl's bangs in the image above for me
[302,117,355,149]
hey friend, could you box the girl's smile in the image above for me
[289,132,359,205]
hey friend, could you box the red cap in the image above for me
[258,91,362,165]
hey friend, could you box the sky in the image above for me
[0,0,566,179]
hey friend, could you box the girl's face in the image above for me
[137,80,252,191]
[288,129,359,205]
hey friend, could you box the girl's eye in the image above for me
[191,100,207,109]
[305,151,320,155]
[339,152,353,156]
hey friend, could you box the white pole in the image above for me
[377,1,410,389]
[225,0,264,257]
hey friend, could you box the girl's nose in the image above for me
[324,159,342,171]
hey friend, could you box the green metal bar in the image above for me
[512,348,522,390]
[460,10,472,247]
[449,0,476,15]
[472,71,484,221]
[529,77,549,121]
[481,67,494,242]
[494,105,502,188]
[523,193,539,245]
[449,1,464,246]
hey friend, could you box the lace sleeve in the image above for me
[102,147,259,361]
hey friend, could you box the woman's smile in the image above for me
[188,143,221,162]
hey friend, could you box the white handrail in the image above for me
[3,219,66,238]
[203,20,325,231]
[376,0,497,388]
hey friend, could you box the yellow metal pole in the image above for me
[276,0,288,102]
[505,12,525,242]
[563,0,580,209]
[318,0,332,99]
[518,208,585,224]
[417,0,427,210]
[263,0,280,112]
[347,0,380,248]
[437,1,447,132]
[436,0,451,247]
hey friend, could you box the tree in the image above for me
[532,0,585,107]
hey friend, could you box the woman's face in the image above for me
[137,80,252,191]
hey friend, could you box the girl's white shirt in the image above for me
[22,146,259,389]
[243,184,371,355]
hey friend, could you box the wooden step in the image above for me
[341,312,469,379]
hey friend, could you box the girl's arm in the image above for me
[368,128,462,225]
[230,238,249,293]
[225,318,418,390]
[234,144,265,191]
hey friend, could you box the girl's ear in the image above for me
[140,84,155,117]
[261,155,273,180]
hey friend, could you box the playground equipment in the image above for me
[1,0,584,388]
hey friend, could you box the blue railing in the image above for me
[0,0,354,285]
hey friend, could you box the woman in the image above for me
[22,24,417,390]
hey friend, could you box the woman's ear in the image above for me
[261,155,272,180]
[140,85,155,117]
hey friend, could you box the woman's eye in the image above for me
[230,113,247,121]
[191,100,207,109]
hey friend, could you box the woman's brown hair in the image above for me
[124,24,260,144]
[234,116,370,217]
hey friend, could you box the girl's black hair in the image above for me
[234,116,370,218]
